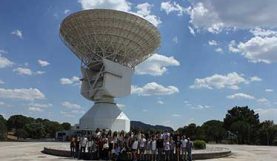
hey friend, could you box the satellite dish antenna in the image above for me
[60,9,160,132]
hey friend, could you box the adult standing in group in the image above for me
[164,137,170,161]
[175,135,182,161]
[151,135,157,161]
[80,135,88,159]
[169,136,175,161]
[75,136,80,159]
[139,134,146,160]
[70,136,76,157]
[131,137,139,161]
[157,133,164,161]
[181,135,188,161]
[186,138,193,161]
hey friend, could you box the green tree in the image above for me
[24,122,46,139]
[202,120,226,143]
[7,115,33,131]
[224,106,260,144]
[258,120,277,145]
[43,121,63,138]
[0,115,7,140]
[16,128,28,139]
[61,122,71,130]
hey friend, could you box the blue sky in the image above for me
[1,0,277,129]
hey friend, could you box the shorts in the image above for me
[139,148,145,153]
[151,149,157,154]
[132,149,138,152]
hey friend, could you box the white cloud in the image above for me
[215,47,223,53]
[0,50,7,54]
[188,26,196,36]
[135,53,180,76]
[134,3,161,27]
[78,0,161,27]
[257,98,270,104]
[160,1,186,16]
[229,28,277,64]
[11,29,23,39]
[172,36,178,44]
[0,88,45,101]
[28,103,53,112]
[190,72,249,90]
[191,105,210,110]
[61,109,85,118]
[78,0,130,11]
[255,108,277,122]
[157,100,164,104]
[60,76,80,86]
[35,71,45,75]
[64,9,70,14]
[0,80,4,84]
[28,107,43,112]
[265,89,274,92]
[62,101,82,110]
[250,76,262,82]
[142,109,148,112]
[172,114,181,117]
[0,54,14,68]
[38,59,50,67]
[13,67,32,75]
[226,93,255,100]
[131,82,179,96]
[187,0,277,33]
[208,40,218,46]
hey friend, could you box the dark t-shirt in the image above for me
[156,139,164,148]
[175,140,182,148]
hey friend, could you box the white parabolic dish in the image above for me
[60,9,160,69]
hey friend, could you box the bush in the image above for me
[193,140,206,149]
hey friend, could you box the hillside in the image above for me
[130,121,173,132]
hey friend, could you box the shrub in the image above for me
[193,140,206,149]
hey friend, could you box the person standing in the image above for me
[70,136,76,157]
[175,136,182,161]
[80,135,88,159]
[164,137,170,161]
[75,136,80,159]
[156,133,164,161]
[102,138,110,160]
[151,136,157,161]
[139,134,146,160]
[181,135,188,161]
[131,137,139,161]
[169,136,175,161]
[87,136,94,159]
[145,138,152,161]
[186,138,193,161]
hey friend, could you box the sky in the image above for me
[1,0,277,130]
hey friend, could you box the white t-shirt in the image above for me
[139,138,146,148]
[181,139,188,148]
[103,143,109,149]
[81,137,88,147]
[164,141,170,151]
[151,140,157,151]
[87,140,94,147]
[132,140,139,150]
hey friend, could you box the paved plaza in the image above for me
[0,142,276,161]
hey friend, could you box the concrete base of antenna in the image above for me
[79,102,130,132]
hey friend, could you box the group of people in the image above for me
[69,129,193,161]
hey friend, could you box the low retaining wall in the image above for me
[42,147,231,160]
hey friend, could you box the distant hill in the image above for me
[131,121,173,132]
